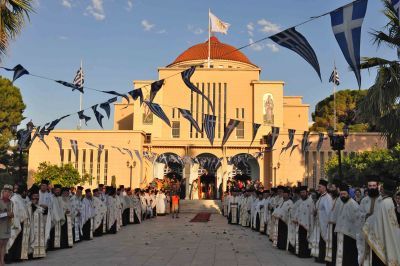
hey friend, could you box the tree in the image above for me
[324,144,400,186]
[33,162,92,187]
[0,77,26,156]
[358,0,400,146]
[0,0,34,60]
[310,89,368,132]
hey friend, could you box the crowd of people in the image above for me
[0,179,181,265]
[222,175,400,266]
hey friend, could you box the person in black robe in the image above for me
[395,192,400,225]
[296,186,312,258]
[254,191,263,231]
[60,187,72,248]
[107,187,117,234]
[276,188,291,250]
[81,189,94,241]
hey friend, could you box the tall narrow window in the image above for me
[172,121,180,138]
[74,150,79,169]
[172,108,175,119]
[224,83,227,128]
[201,83,205,138]
[320,151,325,179]
[312,152,317,188]
[218,83,222,138]
[236,122,244,139]
[68,150,71,164]
[207,83,211,114]
[82,149,86,175]
[104,149,108,185]
[89,149,94,185]
[305,151,310,186]
[96,151,101,185]
[61,149,65,165]
[190,90,194,138]
[236,108,239,118]
[195,83,199,138]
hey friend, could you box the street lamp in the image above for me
[15,121,35,183]
[327,125,349,180]
[126,161,136,188]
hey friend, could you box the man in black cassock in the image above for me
[273,187,293,250]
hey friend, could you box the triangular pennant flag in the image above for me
[134,150,142,163]
[270,28,321,80]
[290,144,299,157]
[111,146,125,155]
[330,0,368,88]
[250,123,261,146]
[54,136,63,159]
[283,129,296,152]
[2,64,30,83]
[267,126,280,150]
[144,101,171,127]
[45,115,70,133]
[55,80,84,93]
[149,79,164,103]
[181,67,214,113]
[301,131,310,155]
[128,89,143,105]
[221,119,241,146]
[123,148,133,160]
[85,142,98,149]
[77,110,91,125]
[316,132,325,151]
[27,126,40,150]
[70,139,78,159]
[91,104,104,128]
[203,114,217,145]
[101,90,130,103]
[39,123,50,137]
[178,108,202,133]
[99,97,117,119]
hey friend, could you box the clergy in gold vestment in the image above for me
[27,187,46,259]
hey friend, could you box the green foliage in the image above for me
[0,77,26,154]
[358,0,400,146]
[324,144,400,186]
[0,0,34,60]
[310,89,369,132]
[33,162,91,187]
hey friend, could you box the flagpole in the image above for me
[79,59,83,129]
[208,8,211,68]
[333,60,336,131]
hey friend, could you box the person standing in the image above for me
[26,186,46,259]
[310,179,333,263]
[294,186,314,258]
[395,192,400,225]
[92,189,107,236]
[60,188,73,248]
[81,189,95,240]
[0,185,13,266]
[47,184,65,250]
[156,190,166,216]
[171,193,180,219]
[272,187,293,250]
[70,186,83,243]
[334,183,362,266]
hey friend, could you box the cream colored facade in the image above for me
[28,38,386,194]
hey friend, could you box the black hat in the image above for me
[277,185,284,190]
[271,188,277,193]
[283,187,290,194]
[93,188,99,193]
[331,178,341,187]
[263,190,270,194]
[339,183,349,192]
[299,186,308,192]
[85,188,91,193]
[29,185,40,194]
[366,175,380,183]
[256,190,263,196]
[126,187,132,192]
[77,186,84,191]
[294,187,301,194]
[383,177,398,195]
[41,179,50,185]
[319,179,328,187]
[119,185,125,189]
[61,187,70,194]
[54,184,62,189]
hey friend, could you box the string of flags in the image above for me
[0,0,367,150]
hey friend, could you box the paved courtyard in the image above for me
[18,214,319,266]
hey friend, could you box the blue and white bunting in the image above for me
[128,89,143,105]
[290,144,299,157]
[45,115,70,134]
[149,80,164,103]
[73,67,84,91]
[100,97,118,119]
[221,119,241,146]
[101,90,130,103]
[55,80,84,93]
[316,132,325,151]
[178,108,202,133]
[91,104,105,128]
[134,150,142,163]
[330,0,368,88]
[77,110,91,125]
[70,139,78,159]
[270,28,321,80]
[54,136,63,159]
[267,126,280,150]
[144,101,171,127]
[182,67,214,113]
[301,131,311,155]
[203,114,217,145]
[250,123,261,146]
[1,64,29,83]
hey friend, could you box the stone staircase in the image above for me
[179,199,222,214]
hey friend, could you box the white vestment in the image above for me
[310,192,332,257]
[156,193,166,214]
[70,195,83,241]
[27,203,46,258]
[81,197,95,239]
[294,196,314,255]
[272,199,293,247]
[287,199,301,250]
[325,197,343,262]
[93,196,107,231]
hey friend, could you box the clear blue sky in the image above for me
[2,0,394,130]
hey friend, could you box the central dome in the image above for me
[168,36,256,67]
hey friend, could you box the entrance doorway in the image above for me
[195,153,222,200]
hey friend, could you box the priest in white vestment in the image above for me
[272,187,293,250]
[81,189,95,240]
[93,189,107,236]
[27,187,46,259]
[228,190,240,224]
[294,186,314,258]
[156,190,166,216]
[70,186,83,243]
[310,179,332,263]
[106,187,118,234]
[190,180,199,200]
[60,188,73,248]
[287,188,301,253]
[47,185,65,250]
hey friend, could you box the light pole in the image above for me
[15,121,35,183]
[126,161,136,188]
[327,125,349,180]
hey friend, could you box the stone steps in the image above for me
[179,199,222,214]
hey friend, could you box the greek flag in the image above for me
[281,129,295,154]
[267,126,280,151]
[144,101,171,127]
[46,115,70,134]
[178,108,202,133]
[70,139,78,159]
[73,67,84,91]
[270,28,321,80]
[203,114,217,145]
[301,131,311,155]
[182,67,214,113]
[329,66,340,86]
[77,110,91,125]
[330,0,368,88]
[316,132,325,151]
[55,80,84,93]
[128,89,143,105]
[100,97,118,119]
[250,123,261,146]
[54,136,63,159]
[91,104,105,128]
[149,80,164,103]
[101,90,130,104]
[1,64,29,83]
[221,119,241,146]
